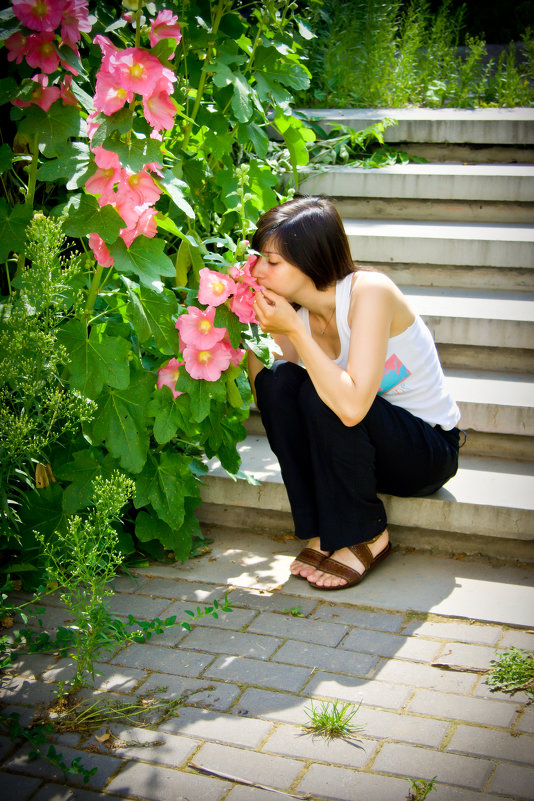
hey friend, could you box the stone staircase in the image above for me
[199,109,534,562]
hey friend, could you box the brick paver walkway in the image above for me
[2,567,534,801]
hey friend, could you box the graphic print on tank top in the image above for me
[378,354,411,395]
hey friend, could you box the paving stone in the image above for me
[163,600,257,630]
[402,619,503,645]
[227,588,319,615]
[5,652,58,679]
[0,772,42,800]
[105,593,172,620]
[473,675,531,704]
[373,658,479,693]
[297,764,408,801]
[431,786,517,801]
[304,672,413,710]
[407,688,517,727]
[0,736,14,761]
[94,724,199,767]
[107,761,229,801]
[41,659,146,693]
[193,742,304,790]
[261,722,376,768]
[447,724,534,764]
[225,787,292,801]
[341,629,441,662]
[516,705,534,733]
[356,706,449,746]
[0,704,35,728]
[110,643,214,676]
[498,630,534,650]
[273,640,378,677]
[111,574,149,593]
[139,578,227,602]
[3,743,122,790]
[134,673,240,711]
[181,627,282,660]
[372,743,493,790]
[203,654,312,692]
[246,611,348,646]
[160,707,273,748]
[488,763,534,800]
[0,675,57,706]
[312,604,404,632]
[233,688,314,726]
[437,642,498,670]
[32,785,127,801]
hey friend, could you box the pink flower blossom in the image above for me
[142,90,176,131]
[25,31,60,73]
[119,205,157,248]
[85,146,122,205]
[60,0,91,49]
[183,341,232,382]
[60,74,78,106]
[93,69,132,115]
[116,169,161,207]
[13,0,65,32]
[85,110,100,142]
[176,306,226,350]
[229,283,257,324]
[88,232,114,267]
[157,357,184,398]
[220,333,245,367]
[13,73,60,112]
[198,268,236,307]
[149,9,182,48]
[94,34,117,72]
[143,161,164,177]
[5,32,28,64]
[108,48,172,98]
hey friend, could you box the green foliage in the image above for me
[302,699,366,740]
[405,776,437,801]
[296,0,534,108]
[485,646,534,699]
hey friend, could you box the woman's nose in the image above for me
[252,257,265,277]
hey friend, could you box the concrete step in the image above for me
[376,262,534,292]
[300,163,534,203]
[334,197,534,224]
[436,344,534,375]
[301,107,534,146]
[345,219,534,269]
[403,286,534,350]
[201,435,534,546]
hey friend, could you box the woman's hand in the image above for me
[253,288,301,336]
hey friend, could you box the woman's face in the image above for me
[251,243,309,299]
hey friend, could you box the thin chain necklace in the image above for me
[315,304,336,336]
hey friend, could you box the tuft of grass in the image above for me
[485,647,534,699]
[302,699,365,740]
[405,776,437,800]
[281,605,305,617]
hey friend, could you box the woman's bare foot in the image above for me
[307,530,390,589]
[289,537,330,579]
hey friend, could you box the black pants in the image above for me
[254,361,460,552]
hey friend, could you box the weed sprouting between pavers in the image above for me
[405,776,437,801]
[302,699,366,741]
[485,646,534,700]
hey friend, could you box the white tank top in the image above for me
[297,272,461,430]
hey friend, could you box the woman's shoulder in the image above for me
[351,269,399,298]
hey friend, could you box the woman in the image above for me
[247,196,461,591]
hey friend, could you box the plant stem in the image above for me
[25,135,39,209]
[85,261,104,320]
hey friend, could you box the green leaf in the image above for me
[87,366,153,474]
[231,71,253,123]
[63,194,125,243]
[55,449,119,514]
[134,451,194,530]
[0,78,17,106]
[109,236,176,290]
[174,369,226,423]
[120,275,151,343]
[214,303,243,349]
[102,131,163,172]
[91,108,134,148]
[37,142,92,190]
[237,122,269,159]
[159,170,195,219]
[226,365,245,408]
[18,103,83,157]
[139,284,179,353]
[147,386,192,444]
[0,200,32,261]
[242,323,276,368]
[174,238,191,286]
[58,319,131,399]
[19,484,66,539]
[70,79,94,113]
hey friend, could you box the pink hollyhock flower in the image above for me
[86,110,100,142]
[26,31,60,73]
[143,161,164,177]
[143,90,176,132]
[108,48,169,98]
[113,195,140,231]
[85,146,122,205]
[88,232,114,268]
[183,341,232,382]
[93,70,132,115]
[157,357,184,398]
[60,0,91,49]
[117,169,161,207]
[12,0,65,32]
[220,333,245,367]
[13,73,60,111]
[230,283,257,324]
[149,9,182,48]
[5,32,28,64]
[176,306,226,350]
[119,205,157,248]
[60,74,78,106]
[94,34,117,72]
[198,267,236,307]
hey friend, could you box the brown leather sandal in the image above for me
[307,541,391,591]
[290,547,329,579]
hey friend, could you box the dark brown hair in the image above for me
[251,196,355,291]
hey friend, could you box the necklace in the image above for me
[315,304,336,336]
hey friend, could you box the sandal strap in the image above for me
[295,547,327,569]
[313,555,363,583]
[348,543,373,571]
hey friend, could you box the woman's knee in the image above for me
[255,361,307,410]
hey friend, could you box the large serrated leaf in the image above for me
[63,194,125,243]
[159,170,195,219]
[102,131,163,172]
[134,451,194,530]
[58,319,131,399]
[110,236,176,290]
[147,387,192,444]
[0,200,32,261]
[18,103,83,157]
[37,141,92,189]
